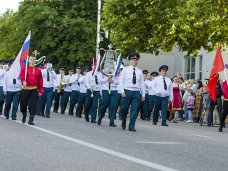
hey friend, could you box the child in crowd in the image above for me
[186,89,195,123]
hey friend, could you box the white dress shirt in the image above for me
[3,71,21,92]
[78,76,87,93]
[54,74,66,90]
[144,80,150,94]
[147,80,156,95]
[0,69,7,87]
[42,69,57,88]
[85,71,102,91]
[100,74,119,91]
[152,75,173,101]
[64,75,72,92]
[69,73,82,91]
[119,65,145,97]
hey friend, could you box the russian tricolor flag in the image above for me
[113,53,122,77]
[92,55,101,76]
[9,31,31,78]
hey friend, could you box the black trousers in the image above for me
[20,89,38,116]
[207,97,222,126]
[220,100,228,127]
[53,90,64,112]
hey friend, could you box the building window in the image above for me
[184,57,196,80]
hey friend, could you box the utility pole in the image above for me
[96,0,101,58]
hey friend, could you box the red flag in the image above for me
[207,44,225,101]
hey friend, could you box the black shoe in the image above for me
[97,117,102,125]
[69,113,73,116]
[91,120,97,123]
[219,126,223,132]
[109,123,117,127]
[129,128,136,132]
[85,117,89,122]
[28,115,35,125]
[162,123,168,126]
[41,114,45,117]
[61,112,65,114]
[76,115,82,118]
[219,125,223,132]
[5,115,9,119]
[28,120,35,125]
[153,122,157,125]
[121,120,126,130]
[22,114,26,124]
[53,110,58,113]
[172,120,178,123]
[12,118,17,120]
[46,116,50,118]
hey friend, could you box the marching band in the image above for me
[0,51,227,133]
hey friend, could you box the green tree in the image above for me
[0,0,102,68]
[102,0,228,56]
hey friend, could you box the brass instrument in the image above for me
[57,75,68,93]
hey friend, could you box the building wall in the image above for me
[123,47,228,81]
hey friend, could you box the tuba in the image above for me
[99,44,121,76]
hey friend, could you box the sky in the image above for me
[0,0,22,15]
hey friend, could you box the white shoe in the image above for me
[186,120,191,123]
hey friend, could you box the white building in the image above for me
[123,46,228,81]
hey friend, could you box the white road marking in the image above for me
[137,141,181,145]
[138,125,150,128]
[0,116,179,171]
[190,134,212,139]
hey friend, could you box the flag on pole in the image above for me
[113,53,122,77]
[9,31,31,79]
[206,44,225,102]
[92,55,100,76]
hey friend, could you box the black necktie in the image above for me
[163,77,167,90]
[133,68,136,84]
[47,70,50,82]
[13,79,16,84]
[95,76,98,85]
[78,75,80,86]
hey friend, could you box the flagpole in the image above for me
[24,31,31,82]
[25,55,29,81]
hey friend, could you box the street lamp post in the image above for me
[96,0,102,58]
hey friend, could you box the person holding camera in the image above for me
[37,61,57,118]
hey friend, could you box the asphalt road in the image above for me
[0,111,228,171]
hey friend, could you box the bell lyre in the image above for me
[99,44,121,76]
